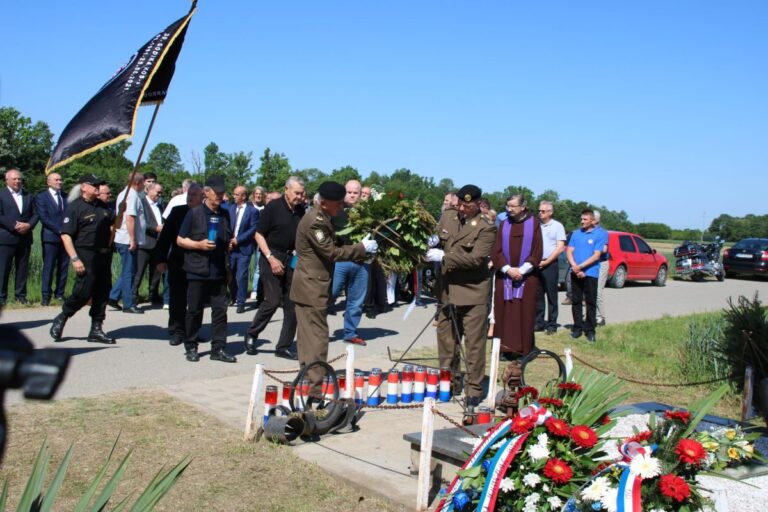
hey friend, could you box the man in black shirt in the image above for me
[49,174,116,344]
[177,175,235,363]
[154,183,202,346]
[244,176,305,360]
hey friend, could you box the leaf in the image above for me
[40,444,75,512]
[17,438,49,512]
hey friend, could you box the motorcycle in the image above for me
[674,237,725,282]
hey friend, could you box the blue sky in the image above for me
[2,1,766,229]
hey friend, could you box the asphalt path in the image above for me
[5,275,767,406]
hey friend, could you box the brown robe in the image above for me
[491,212,543,356]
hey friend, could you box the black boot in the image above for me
[50,313,68,341]
[87,321,116,344]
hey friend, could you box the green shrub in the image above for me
[715,293,768,392]
[680,313,730,386]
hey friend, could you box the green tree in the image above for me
[295,167,328,194]
[328,165,362,185]
[203,142,227,176]
[225,150,254,188]
[61,140,134,193]
[437,178,455,193]
[0,106,54,192]
[144,142,191,191]
[257,148,292,192]
[636,222,672,240]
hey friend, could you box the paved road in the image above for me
[3,275,767,507]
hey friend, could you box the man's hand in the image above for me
[14,221,31,235]
[425,248,444,262]
[156,262,168,273]
[362,233,378,253]
[199,239,216,251]
[506,267,523,281]
[73,259,86,276]
[128,239,137,251]
[269,255,285,276]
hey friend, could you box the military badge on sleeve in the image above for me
[315,230,325,242]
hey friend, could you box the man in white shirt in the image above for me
[107,173,145,313]
[162,178,194,220]
[133,182,164,305]
[535,201,567,335]
[228,186,259,313]
[0,168,38,306]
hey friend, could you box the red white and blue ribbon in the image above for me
[518,403,551,425]
[615,441,650,512]
[476,432,529,512]
[435,419,513,512]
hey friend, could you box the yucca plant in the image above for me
[715,293,768,391]
[0,437,190,512]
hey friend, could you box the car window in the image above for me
[734,240,760,251]
[760,241,768,251]
[634,237,653,254]
[618,235,636,252]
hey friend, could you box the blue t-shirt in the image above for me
[593,225,610,262]
[568,227,608,278]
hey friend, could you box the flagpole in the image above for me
[112,102,162,241]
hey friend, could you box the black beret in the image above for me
[205,174,226,193]
[79,173,105,186]
[318,181,346,201]
[457,184,482,202]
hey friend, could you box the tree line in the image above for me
[1,105,763,238]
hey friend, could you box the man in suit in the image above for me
[228,185,259,313]
[34,172,69,305]
[132,181,164,305]
[0,168,38,306]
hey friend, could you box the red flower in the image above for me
[511,413,536,434]
[539,397,564,408]
[592,461,612,475]
[558,382,582,392]
[545,417,570,437]
[626,430,653,444]
[664,410,692,424]
[676,439,706,465]
[600,414,612,425]
[514,386,539,400]
[570,425,598,448]
[659,474,691,502]
[543,457,573,484]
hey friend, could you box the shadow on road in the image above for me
[331,327,398,342]
[7,318,54,330]
[110,324,169,341]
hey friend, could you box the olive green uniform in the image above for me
[435,208,497,400]
[290,207,366,387]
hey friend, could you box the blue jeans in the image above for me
[332,262,369,340]
[250,249,261,292]
[109,243,136,309]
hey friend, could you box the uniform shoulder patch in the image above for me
[63,217,70,224]
[315,230,326,242]
[316,214,324,221]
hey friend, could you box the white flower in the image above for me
[629,453,661,479]
[523,472,541,487]
[528,442,550,461]
[537,432,550,446]
[542,483,550,493]
[523,494,540,512]
[602,487,618,512]
[499,477,515,493]
[547,496,563,508]
[581,476,610,501]
[649,509,666,512]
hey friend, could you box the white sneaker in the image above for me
[250,292,257,300]
[163,304,170,310]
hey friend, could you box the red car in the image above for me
[607,231,669,288]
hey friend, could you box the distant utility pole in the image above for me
[702,211,706,241]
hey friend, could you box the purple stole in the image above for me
[501,215,534,300]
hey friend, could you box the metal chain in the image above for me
[432,407,480,438]
[262,352,348,375]
[570,353,735,387]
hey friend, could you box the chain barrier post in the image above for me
[564,347,573,378]
[486,337,501,408]
[345,345,355,399]
[244,363,265,441]
[416,397,435,511]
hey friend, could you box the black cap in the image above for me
[79,173,105,186]
[318,181,346,201]
[457,184,481,202]
[205,174,226,194]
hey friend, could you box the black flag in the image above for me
[46,4,196,173]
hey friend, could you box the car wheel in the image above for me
[691,273,704,282]
[609,265,627,288]
[653,265,667,287]
[717,271,725,282]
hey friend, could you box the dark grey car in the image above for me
[723,238,768,278]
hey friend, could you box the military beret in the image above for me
[318,181,346,201]
[205,174,226,193]
[457,184,482,202]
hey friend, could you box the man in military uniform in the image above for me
[425,184,496,408]
[291,181,378,390]
[50,174,116,344]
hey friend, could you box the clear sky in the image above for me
[2,0,766,229]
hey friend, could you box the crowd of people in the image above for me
[1,168,608,405]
